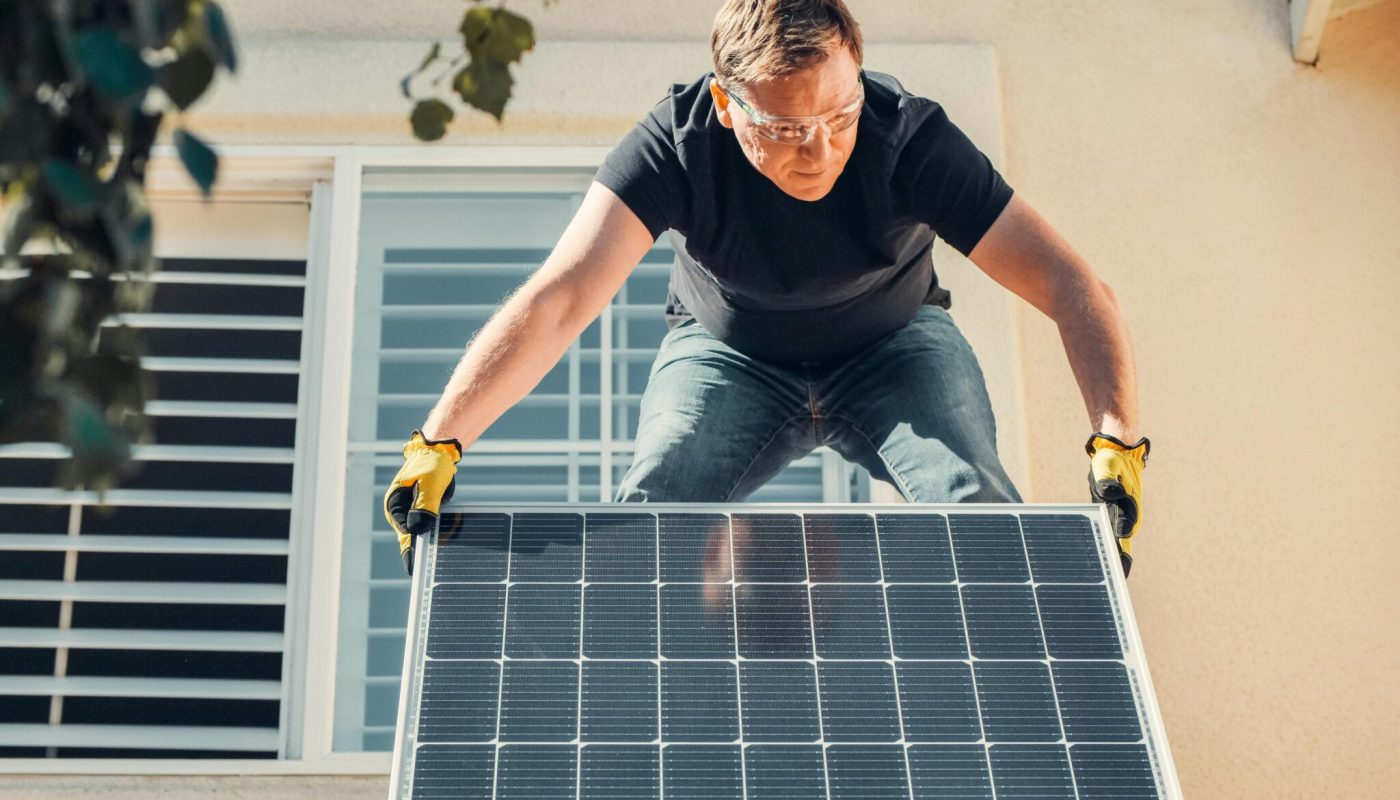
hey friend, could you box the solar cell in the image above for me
[502,584,579,659]
[582,584,657,659]
[659,584,735,659]
[497,661,577,742]
[660,661,740,743]
[886,584,968,658]
[424,583,505,659]
[825,744,909,799]
[416,660,499,743]
[579,661,658,742]
[810,584,891,658]
[737,661,821,742]
[495,745,576,799]
[907,744,993,798]
[988,744,1076,798]
[661,745,743,799]
[816,661,902,742]
[895,661,981,743]
[578,745,659,799]
[743,744,826,799]
[393,504,1180,799]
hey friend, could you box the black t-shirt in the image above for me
[595,69,1013,364]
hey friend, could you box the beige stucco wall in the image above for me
[11,0,1397,797]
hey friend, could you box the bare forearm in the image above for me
[1056,280,1139,442]
[420,284,580,449]
[413,183,653,450]
[966,195,1141,442]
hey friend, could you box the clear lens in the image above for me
[759,121,816,144]
[752,90,862,144]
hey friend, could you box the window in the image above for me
[331,165,872,752]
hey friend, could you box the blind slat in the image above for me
[146,400,299,419]
[0,724,279,752]
[0,627,284,652]
[0,580,287,605]
[3,676,282,700]
[141,357,301,374]
[0,534,289,556]
[145,271,306,288]
[0,443,296,464]
[0,269,304,288]
[106,313,304,331]
[0,488,293,509]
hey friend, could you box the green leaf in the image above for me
[173,128,217,196]
[73,30,156,101]
[459,7,535,65]
[410,99,455,142]
[41,160,101,215]
[201,2,239,73]
[159,49,216,110]
[459,7,492,53]
[454,59,513,121]
[129,213,153,251]
[59,385,133,493]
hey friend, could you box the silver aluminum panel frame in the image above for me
[389,502,1182,800]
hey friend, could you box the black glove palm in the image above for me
[1086,433,1150,577]
[383,430,462,575]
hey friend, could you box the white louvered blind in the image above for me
[0,201,310,758]
[332,168,871,752]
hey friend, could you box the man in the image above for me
[384,0,1150,577]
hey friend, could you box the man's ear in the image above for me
[709,79,735,129]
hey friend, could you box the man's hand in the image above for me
[1086,433,1150,577]
[383,430,463,576]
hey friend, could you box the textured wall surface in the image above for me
[13,0,1398,797]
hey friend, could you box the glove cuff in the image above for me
[409,429,464,462]
[1085,432,1151,462]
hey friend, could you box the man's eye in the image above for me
[771,123,808,138]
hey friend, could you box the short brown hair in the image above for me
[711,0,864,87]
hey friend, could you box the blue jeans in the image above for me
[614,305,1022,503]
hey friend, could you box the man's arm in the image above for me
[967,193,1139,443]
[419,181,657,446]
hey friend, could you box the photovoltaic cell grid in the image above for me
[393,506,1179,799]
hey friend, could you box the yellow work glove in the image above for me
[1086,432,1150,577]
[383,430,462,576]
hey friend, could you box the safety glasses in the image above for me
[720,78,864,145]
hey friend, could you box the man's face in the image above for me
[711,43,862,202]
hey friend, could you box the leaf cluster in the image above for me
[402,1,538,141]
[0,0,237,491]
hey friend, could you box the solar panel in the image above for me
[391,503,1181,799]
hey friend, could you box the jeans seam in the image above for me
[829,412,918,502]
[721,412,810,503]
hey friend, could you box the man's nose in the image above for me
[799,127,834,162]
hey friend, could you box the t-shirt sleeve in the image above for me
[905,105,1014,256]
[594,106,688,240]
